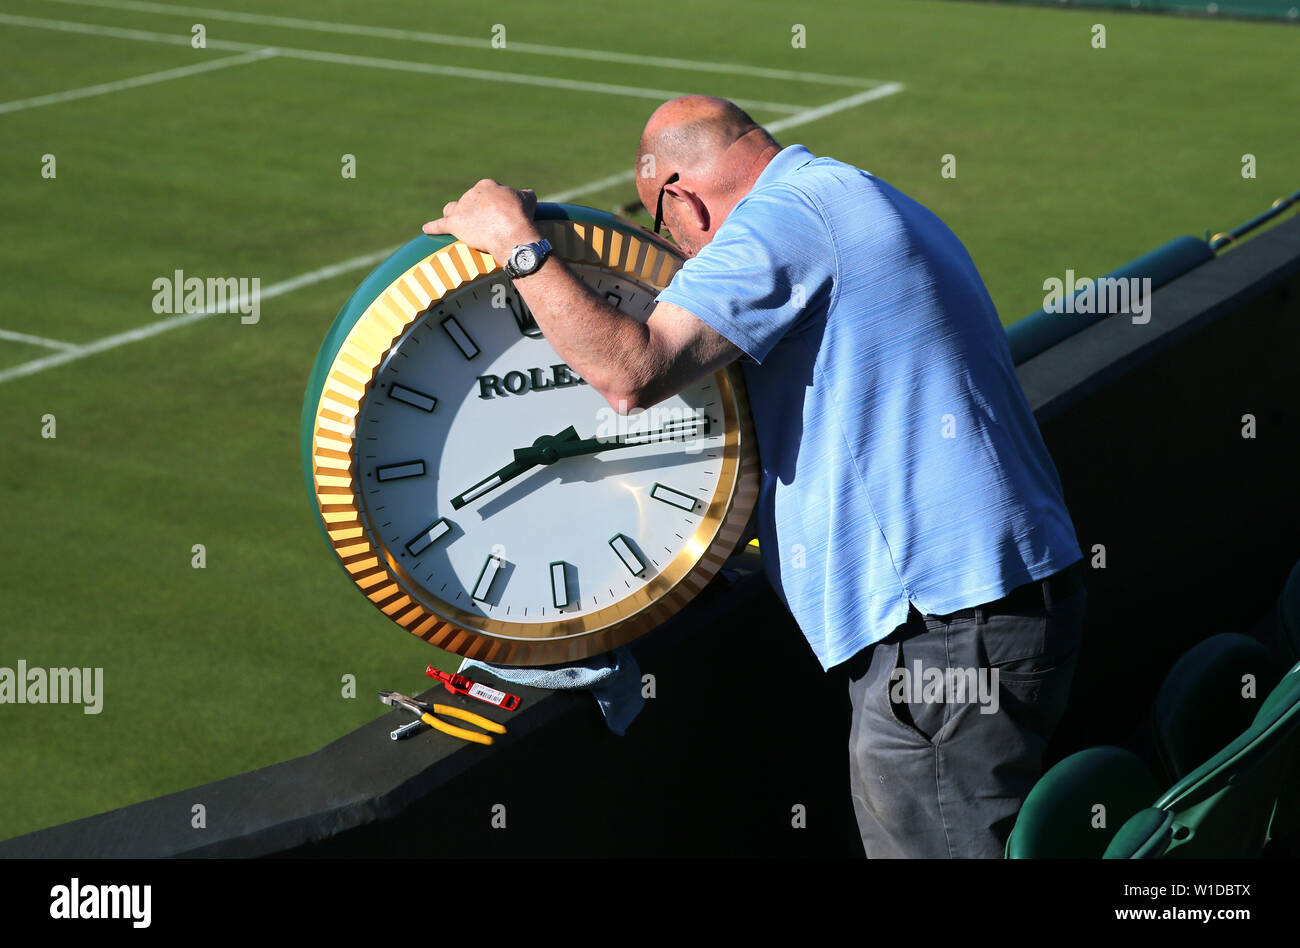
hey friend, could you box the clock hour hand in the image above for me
[449,426,581,509]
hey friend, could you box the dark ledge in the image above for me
[0,549,860,858]
[1018,215,1300,425]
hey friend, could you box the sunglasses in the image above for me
[653,172,680,235]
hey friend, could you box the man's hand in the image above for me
[423,179,542,261]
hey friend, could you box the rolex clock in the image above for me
[300,204,758,666]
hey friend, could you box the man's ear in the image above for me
[672,185,711,234]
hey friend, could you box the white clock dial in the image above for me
[354,267,726,629]
[305,209,759,665]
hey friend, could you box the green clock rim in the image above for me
[299,203,673,544]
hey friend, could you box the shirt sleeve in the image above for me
[654,183,835,366]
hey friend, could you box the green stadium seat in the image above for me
[1265,659,1300,847]
[1005,746,1161,858]
[1276,558,1300,669]
[1258,560,1300,846]
[1105,663,1300,858]
[1104,807,1174,859]
[1151,633,1282,785]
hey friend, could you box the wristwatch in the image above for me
[502,238,553,279]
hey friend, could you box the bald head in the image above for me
[638,96,763,174]
[635,96,781,254]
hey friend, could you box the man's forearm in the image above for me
[493,228,656,412]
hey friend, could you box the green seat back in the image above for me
[1104,807,1173,859]
[1110,665,1300,858]
[1152,633,1281,784]
[1006,746,1161,858]
[1278,559,1300,668]
[1264,660,1300,844]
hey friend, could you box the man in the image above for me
[423,95,1087,858]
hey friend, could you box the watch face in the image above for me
[305,212,758,664]
[512,247,538,273]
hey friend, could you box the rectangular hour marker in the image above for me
[472,553,504,602]
[550,560,570,608]
[605,291,622,308]
[376,460,425,481]
[406,518,451,557]
[609,534,645,577]
[389,383,437,412]
[505,291,542,337]
[442,315,479,359]
[651,482,698,512]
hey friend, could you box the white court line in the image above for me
[0,329,81,351]
[0,15,904,386]
[48,0,883,88]
[0,13,807,114]
[0,246,400,384]
[0,164,629,383]
[0,47,276,115]
[0,79,905,386]
[767,82,906,132]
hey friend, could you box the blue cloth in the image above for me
[459,647,644,736]
[655,144,1083,671]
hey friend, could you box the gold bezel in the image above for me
[309,219,759,665]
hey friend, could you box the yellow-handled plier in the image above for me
[379,690,507,746]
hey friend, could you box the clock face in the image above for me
[304,208,758,665]
[358,265,725,628]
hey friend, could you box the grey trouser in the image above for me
[844,578,1087,858]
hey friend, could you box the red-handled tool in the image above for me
[426,665,522,711]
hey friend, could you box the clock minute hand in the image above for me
[606,416,712,449]
[452,418,710,509]
[515,417,713,464]
[449,426,580,509]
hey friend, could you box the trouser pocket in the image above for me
[977,587,1087,738]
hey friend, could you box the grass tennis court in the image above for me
[0,0,1296,842]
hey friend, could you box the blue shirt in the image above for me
[655,144,1083,670]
